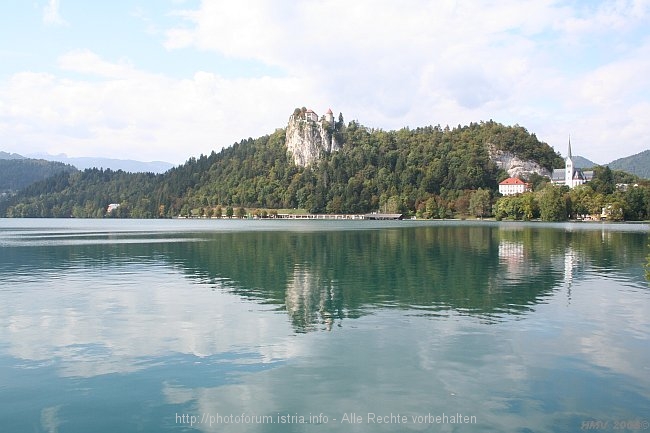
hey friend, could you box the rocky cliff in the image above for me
[487,145,551,178]
[285,109,552,176]
[285,108,341,166]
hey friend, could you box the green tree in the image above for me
[591,166,615,195]
[603,200,624,221]
[494,195,523,220]
[520,193,538,220]
[384,195,403,213]
[226,206,234,218]
[180,204,190,218]
[424,196,437,219]
[526,172,548,191]
[538,185,567,221]
[469,188,491,219]
[454,191,471,216]
[623,186,648,220]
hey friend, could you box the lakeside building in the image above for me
[498,177,531,195]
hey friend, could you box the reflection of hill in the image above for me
[1,224,647,332]
[149,225,646,330]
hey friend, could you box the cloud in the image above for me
[42,0,67,26]
[162,0,560,118]
[159,0,650,162]
[0,50,316,163]
[0,263,302,378]
[559,0,650,36]
[58,49,136,78]
[3,0,650,163]
[579,42,650,105]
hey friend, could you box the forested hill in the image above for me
[608,150,650,179]
[0,120,564,218]
[0,158,77,194]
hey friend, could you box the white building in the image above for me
[499,177,530,195]
[305,109,318,122]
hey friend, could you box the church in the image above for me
[551,137,593,188]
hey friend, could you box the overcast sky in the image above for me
[1,0,649,165]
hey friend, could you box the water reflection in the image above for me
[0,221,648,432]
[157,225,647,330]
[286,265,341,332]
[1,223,647,334]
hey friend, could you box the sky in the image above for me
[1,0,649,165]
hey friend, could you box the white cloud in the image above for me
[579,42,650,105]
[559,0,650,36]
[58,49,136,79]
[42,0,67,26]
[0,50,317,163]
[0,264,303,378]
[2,0,650,163]
[158,0,650,162]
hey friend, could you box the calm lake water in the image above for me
[0,219,649,432]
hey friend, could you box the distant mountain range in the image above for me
[26,153,174,174]
[572,151,650,179]
[1,151,175,198]
[0,151,26,160]
[571,155,598,169]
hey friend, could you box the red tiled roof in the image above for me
[499,177,526,185]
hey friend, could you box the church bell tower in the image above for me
[565,136,574,188]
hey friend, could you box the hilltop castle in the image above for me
[285,107,341,166]
[289,108,334,124]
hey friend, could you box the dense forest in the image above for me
[608,150,650,179]
[1,118,648,221]
[0,158,76,194]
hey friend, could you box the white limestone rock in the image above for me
[285,109,340,166]
[487,144,551,178]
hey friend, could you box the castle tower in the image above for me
[325,108,334,124]
[565,135,574,188]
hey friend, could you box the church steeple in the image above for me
[565,135,574,188]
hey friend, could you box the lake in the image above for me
[0,219,648,432]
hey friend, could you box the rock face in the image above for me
[285,108,341,166]
[488,145,551,179]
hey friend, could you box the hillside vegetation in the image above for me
[0,120,564,218]
[608,150,650,179]
[0,159,77,194]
